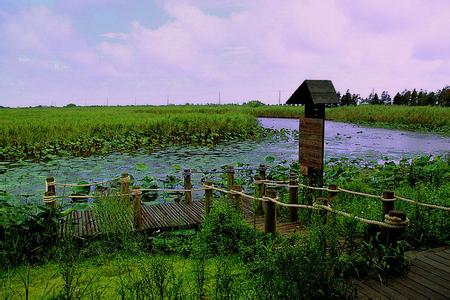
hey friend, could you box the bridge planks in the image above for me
[356,247,450,300]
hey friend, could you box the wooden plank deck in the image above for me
[60,198,301,237]
[356,246,450,300]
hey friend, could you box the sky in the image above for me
[0,0,449,107]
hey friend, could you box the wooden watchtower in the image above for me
[286,80,339,204]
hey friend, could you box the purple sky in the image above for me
[0,0,449,107]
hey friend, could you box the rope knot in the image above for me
[43,195,56,203]
[120,176,131,184]
[131,189,142,196]
[384,214,409,228]
[381,196,396,202]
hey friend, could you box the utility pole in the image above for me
[278,90,281,105]
[134,96,137,106]
[107,97,109,106]
[167,95,169,105]
[219,92,221,105]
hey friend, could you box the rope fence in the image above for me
[204,184,408,229]
[46,176,449,212]
[257,179,450,211]
[42,164,447,238]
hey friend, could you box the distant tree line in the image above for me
[337,86,449,107]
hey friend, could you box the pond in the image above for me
[1,118,449,204]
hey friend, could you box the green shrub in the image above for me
[197,200,256,256]
[92,193,142,254]
[0,196,58,268]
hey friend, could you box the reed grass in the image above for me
[0,104,448,161]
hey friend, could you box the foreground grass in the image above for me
[0,254,244,299]
[1,104,449,161]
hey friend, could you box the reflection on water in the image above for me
[259,118,449,160]
[1,118,449,203]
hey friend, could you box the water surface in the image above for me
[1,118,448,203]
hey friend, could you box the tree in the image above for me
[367,92,382,105]
[380,91,392,105]
[243,100,265,107]
[393,92,402,105]
[340,90,359,106]
[437,87,450,107]
[410,89,418,106]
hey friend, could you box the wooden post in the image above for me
[288,173,298,222]
[131,187,143,230]
[226,165,235,192]
[232,185,244,215]
[120,173,130,201]
[45,176,57,209]
[380,190,395,244]
[257,164,267,214]
[321,184,338,225]
[326,184,338,204]
[265,189,277,235]
[381,191,395,218]
[254,175,264,215]
[183,169,192,204]
[386,210,407,245]
[204,181,213,215]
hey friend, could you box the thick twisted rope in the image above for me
[256,180,449,211]
[55,177,122,187]
[43,195,57,203]
[395,195,450,211]
[205,184,406,228]
[384,214,410,228]
[139,187,205,192]
[316,204,409,229]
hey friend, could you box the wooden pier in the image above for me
[61,198,301,237]
[356,246,450,300]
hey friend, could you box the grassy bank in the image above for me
[326,105,450,134]
[0,107,263,161]
[0,105,448,161]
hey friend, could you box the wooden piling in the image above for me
[288,173,298,222]
[380,190,395,244]
[327,184,338,203]
[321,184,338,225]
[226,166,235,198]
[204,181,213,215]
[45,176,57,209]
[257,164,267,214]
[232,185,243,214]
[386,210,407,245]
[382,191,395,218]
[265,189,277,235]
[131,187,143,231]
[183,169,192,204]
[254,175,264,215]
[120,173,130,201]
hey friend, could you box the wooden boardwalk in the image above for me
[356,246,450,300]
[61,199,301,237]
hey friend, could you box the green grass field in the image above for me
[0,105,449,161]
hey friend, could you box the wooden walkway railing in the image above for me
[45,164,448,239]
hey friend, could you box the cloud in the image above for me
[101,32,129,40]
[0,0,449,106]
